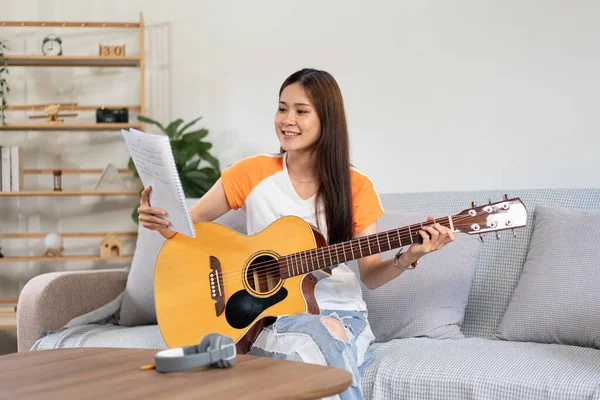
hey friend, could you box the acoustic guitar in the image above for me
[155,196,527,352]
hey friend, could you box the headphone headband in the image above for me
[154,334,236,373]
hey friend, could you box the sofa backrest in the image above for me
[379,188,600,338]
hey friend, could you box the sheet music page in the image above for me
[121,129,196,237]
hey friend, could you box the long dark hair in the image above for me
[279,68,353,245]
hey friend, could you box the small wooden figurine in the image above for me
[29,103,78,124]
[100,234,122,259]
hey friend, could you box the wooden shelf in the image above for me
[0,298,18,304]
[2,55,141,67]
[0,190,140,196]
[6,105,141,112]
[0,21,140,28]
[24,168,133,175]
[0,15,145,295]
[0,123,142,131]
[0,255,133,263]
[4,232,137,239]
[0,312,16,331]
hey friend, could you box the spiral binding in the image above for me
[161,136,196,238]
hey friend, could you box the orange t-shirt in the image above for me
[221,152,384,312]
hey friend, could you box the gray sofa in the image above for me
[17,188,600,400]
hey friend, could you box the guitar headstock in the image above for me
[453,195,527,238]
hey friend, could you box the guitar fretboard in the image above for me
[279,217,453,278]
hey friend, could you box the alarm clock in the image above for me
[42,34,62,56]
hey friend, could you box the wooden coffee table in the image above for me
[0,348,352,399]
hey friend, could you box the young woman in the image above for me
[138,68,455,400]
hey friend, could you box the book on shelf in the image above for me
[0,146,24,192]
[1,147,10,192]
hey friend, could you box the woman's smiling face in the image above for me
[274,82,322,153]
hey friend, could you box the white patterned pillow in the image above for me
[496,206,600,348]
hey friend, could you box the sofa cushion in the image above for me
[118,206,247,326]
[349,211,481,341]
[32,324,166,351]
[362,337,600,400]
[495,205,600,348]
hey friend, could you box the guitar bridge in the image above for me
[209,256,225,317]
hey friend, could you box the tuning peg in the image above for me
[471,201,476,208]
[488,198,492,204]
[503,194,508,201]
[496,231,501,240]
[478,234,484,243]
[512,229,517,238]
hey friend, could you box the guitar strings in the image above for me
[212,218,449,280]
[215,231,426,285]
[211,214,484,284]
[213,213,482,283]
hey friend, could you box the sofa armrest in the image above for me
[17,269,128,352]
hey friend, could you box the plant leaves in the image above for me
[184,169,209,179]
[182,129,209,142]
[180,175,207,198]
[199,151,220,170]
[164,119,184,138]
[127,157,139,177]
[177,117,202,138]
[138,115,166,132]
[198,167,220,179]
[171,140,197,167]
[183,159,201,172]
[183,170,218,191]
[194,141,213,152]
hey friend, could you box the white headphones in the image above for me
[154,333,236,373]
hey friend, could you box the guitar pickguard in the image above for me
[225,288,288,329]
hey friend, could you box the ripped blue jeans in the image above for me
[248,310,375,400]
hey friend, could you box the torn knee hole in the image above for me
[321,316,349,341]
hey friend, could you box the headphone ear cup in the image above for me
[198,333,221,354]
[214,336,236,368]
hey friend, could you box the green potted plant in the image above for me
[128,115,221,223]
[0,39,9,126]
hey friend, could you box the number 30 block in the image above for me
[99,44,126,57]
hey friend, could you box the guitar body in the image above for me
[154,216,326,351]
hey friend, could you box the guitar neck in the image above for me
[280,216,454,278]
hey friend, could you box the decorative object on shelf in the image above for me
[43,232,64,257]
[128,115,221,223]
[41,34,62,56]
[99,44,126,57]
[53,170,62,191]
[96,107,128,123]
[100,234,122,259]
[93,163,127,190]
[29,103,78,124]
[0,38,9,125]
[0,228,4,258]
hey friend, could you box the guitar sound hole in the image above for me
[247,255,281,294]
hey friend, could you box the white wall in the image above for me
[1,0,598,294]
[5,0,599,193]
